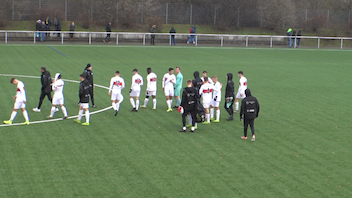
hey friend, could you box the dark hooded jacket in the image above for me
[83,65,94,85]
[240,89,260,119]
[192,71,203,90]
[181,86,198,111]
[41,70,52,93]
[225,73,235,98]
[79,79,90,103]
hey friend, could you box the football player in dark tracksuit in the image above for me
[185,71,202,128]
[224,73,235,121]
[33,66,53,112]
[75,74,91,125]
[83,63,96,108]
[240,89,260,142]
[179,80,198,133]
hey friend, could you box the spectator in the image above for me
[54,18,61,37]
[169,27,176,45]
[103,22,112,43]
[150,25,156,45]
[187,26,192,44]
[35,20,41,38]
[296,30,302,48]
[290,30,296,48]
[40,21,45,41]
[45,17,51,37]
[69,22,75,39]
[287,28,292,47]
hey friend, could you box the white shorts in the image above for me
[236,92,246,99]
[164,88,174,96]
[211,101,220,107]
[52,95,64,105]
[130,90,140,97]
[111,93,122,101]
[80,103,89,109]
[146,90,156,97]
[203,102,210,109]
[14,101,26,109]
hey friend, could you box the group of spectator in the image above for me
[35,18,75,41]
[287,28,302,48]
[148,25,196,46]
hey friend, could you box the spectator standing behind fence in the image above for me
[187,26,196,45]
[290,30,296,48]
[69,22,75,39]
[103,23,112,43]
[150,25,156,45]
[287,28,292,47]
[169,27,176,45]
[36,20,41,38]
[54,18,61,37]
[45,17,51,37]
[296,30,302,48]
[40,21,45,41]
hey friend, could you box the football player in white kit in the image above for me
[210,76,222,122]
[46,73,68,119]
[3,78,30,125]
[108,71,125,116]
[201,71,214,85]
[199,77,215,124]
[162,68,176,112]
[130,69,143,112]
[235,71,247,112]
[141,67,157,109]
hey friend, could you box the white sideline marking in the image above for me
[0,74,112,127]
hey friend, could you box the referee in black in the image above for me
[83,63,96,108]
[240,89,260,142]
[33,66,53,112]
[179,80,198,133]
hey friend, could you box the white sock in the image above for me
[136,100,139,110]
[116,103,120,111]
[207,113,210,123]
[85,110,90,123]
[195,122,198,127]
[168,100,172,108]
[235,102,239,111]
[183,126,186,130]
[22,110,29,121]
[191,126,195,131]
[50,107,56,117]
[10,111,17,121]
[61,106,68,117]
[210,108,214,119]
[188,115,192,124]
[153,98,157,108]
[144,98,149,106]
[112,102,116,110]
[130,98,135,108]
[78,110,83,120]
[216,109,220,120]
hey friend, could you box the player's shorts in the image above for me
[111,93,122,101]
[52,95,64,105]
[174,87,181,97]
[164,88,174,96]
[211,101,220,107]
[146,91,156,97]
[13,101,26,109]
[236,91,246,99]
[203,102,210,109]
[130,90,140,97]
[80,103,89,109]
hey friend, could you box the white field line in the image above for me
[0,74,112,127]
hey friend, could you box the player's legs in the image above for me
[143,95,149,107]
[90,87,95,107]
[59,104,68,118]
[190,110,197,131]
[21,106,29,124]
[135,96,140,110]
[130,96,136,110]
[210,105,214,120]
[36,90,46,110]
[152,95,157,109]
[243,118,249,138]
[203,103,210,123]
[77,105,84,122]
[235,98,240,112]
[249,119,255,136]
[215,106,220,121]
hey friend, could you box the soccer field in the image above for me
[0,44,351,197]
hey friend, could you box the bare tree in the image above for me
[258,0,296,30]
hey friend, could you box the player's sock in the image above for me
[216,109,220,120]
[166,100,170,108]
[168,100,172,108]
[210,108,214,119]
[144,98,149,106]
[112,102,116,111]
[191,126,195,131]
[130,98,135,108]
[116,103,120,111]
[61,106,68,117]
[183,126,186,131]
[207,113,210,123]
[50,107,56,117]
[22,110,29,121]
[85,110,90,123]
[153,98,157,108]
[188,115,192,124]
[78,110,83,120]
[10,111,17,121]
[235,102,239,111]
[136,100,139,110]
[177,98,181,106]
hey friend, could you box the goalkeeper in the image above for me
[174,67,183,108]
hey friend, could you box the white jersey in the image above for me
[162,73,176,89]
[16,81,26,102]
[146,72,157,91]
[52,79,64,96]
[199,83,215,104]
[109,76,125,94]
[201,77,214,85]
[237,76,248,95]
[131,74,143,92]
[212,81,222,101]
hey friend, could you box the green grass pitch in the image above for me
[0,44,351,197]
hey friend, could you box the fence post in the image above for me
[116,33,119,45]
[143,34,146,45]
[341,38,343,49]
[221,35,223,47]
[327,10,329,29]
[65,0,68,22]
[190,4,193,25]
[61,32,64,44]
[166,3,168,24]
[294,37,297,48]
[34,31,36,44]
[246,36,248,47]
[195,34,198,46]
[318,38,320,49]
[214,8,216,26]
[305,9,308,22]
[89,33,91,45]
[270,36,273,48]
[5,31,7,44]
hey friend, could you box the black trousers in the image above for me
[89,86,95,105]
[224,99,234,116]
[38,90,52,109]
[182,109,196,127]
[105,33,111,42]
[244,118,255,137]
[151,36,155,45]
